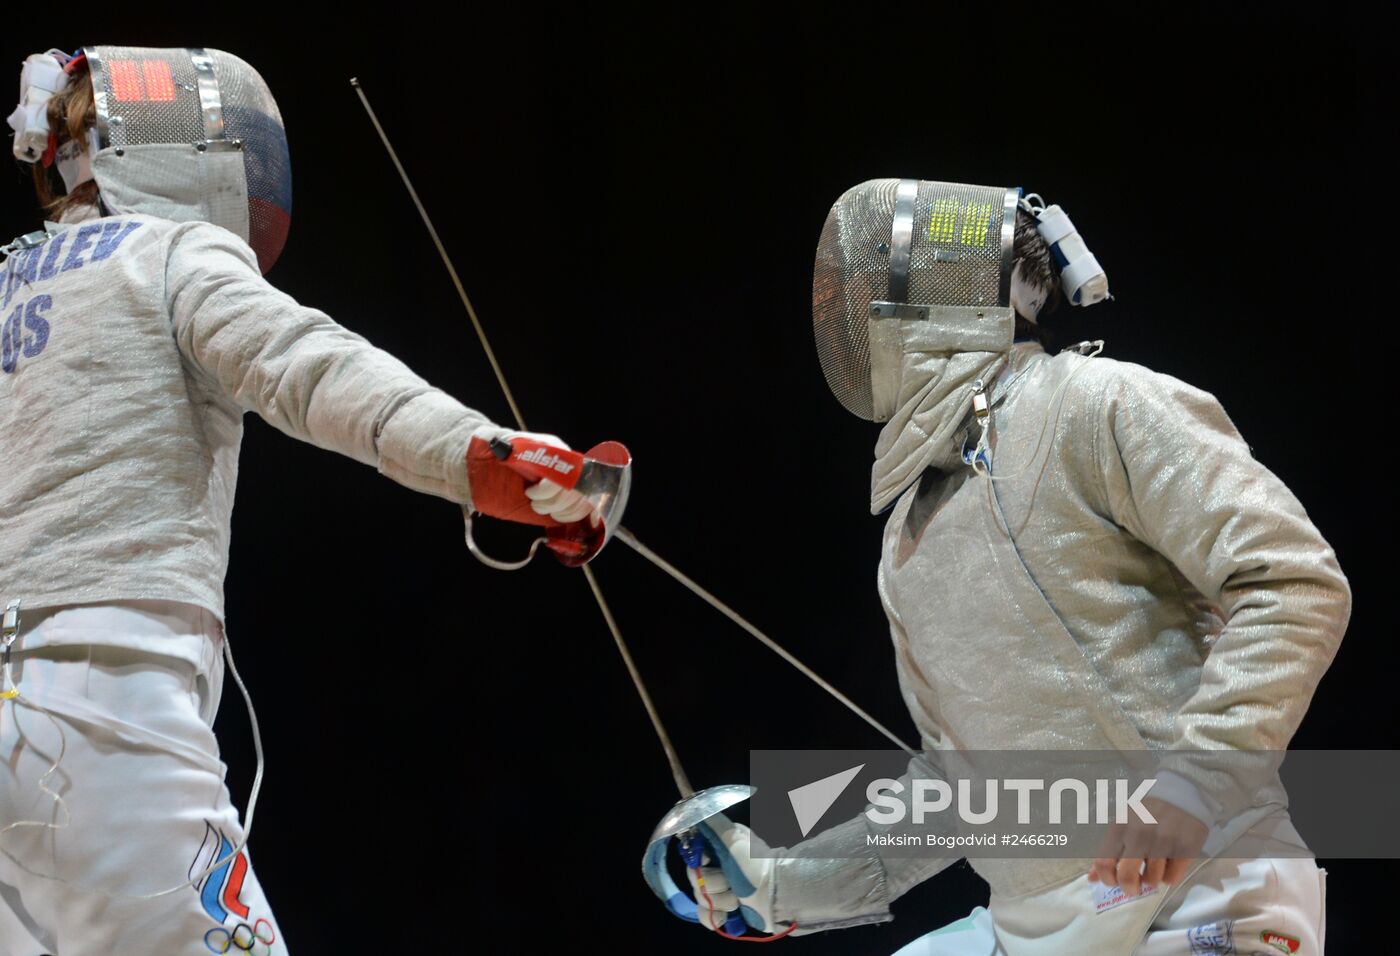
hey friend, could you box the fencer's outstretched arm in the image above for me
[689,753,956,938]
[776,753,956,930]
[1094,363,1352,813]
[691,587,956,937]
[165,220,503,506]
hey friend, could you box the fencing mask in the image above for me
[82,47,290,272]
[813,179,1018,512]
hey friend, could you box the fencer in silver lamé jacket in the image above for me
[0,207,498,665]
[772,340,1350,928]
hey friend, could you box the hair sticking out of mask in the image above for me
[29,57,99,219]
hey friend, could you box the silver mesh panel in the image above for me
[812,179,1013,420]
[88,46,206,150]
[209,50,291,272]
[86,46,292,273]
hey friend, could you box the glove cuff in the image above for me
[770,816,895,933]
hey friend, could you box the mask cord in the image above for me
[0,697,72,842]
[0,631,266,902]
[972,341,1104,485]
[975,342,1105,547]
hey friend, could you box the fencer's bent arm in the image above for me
[164,222,499,507]
[1094,367,1351,760]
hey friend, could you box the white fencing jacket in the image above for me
[0,207,498,662]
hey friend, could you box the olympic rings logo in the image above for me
[204,918,276,954]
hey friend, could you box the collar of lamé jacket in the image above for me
[870,340,1047,514]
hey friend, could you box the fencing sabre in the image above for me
[351,79,923,940]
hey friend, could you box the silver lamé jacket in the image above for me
[0,208,498,666]
[774,341,1351,929]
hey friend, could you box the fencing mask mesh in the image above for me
[84,46,291,272]
[813,179,1016,421]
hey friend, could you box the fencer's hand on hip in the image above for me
[686,815,780,935]
[502,431,595,525]
[1088,796,1209,896]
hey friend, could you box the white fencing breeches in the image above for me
[893,854,1325,956]
[0,612,287,956]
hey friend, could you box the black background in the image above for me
[2,5,1390,953]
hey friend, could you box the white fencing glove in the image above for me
[686,814,782,934]
[501,431,593,524]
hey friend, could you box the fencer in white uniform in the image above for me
[682,181,1347,955]
[0,47,589,955]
